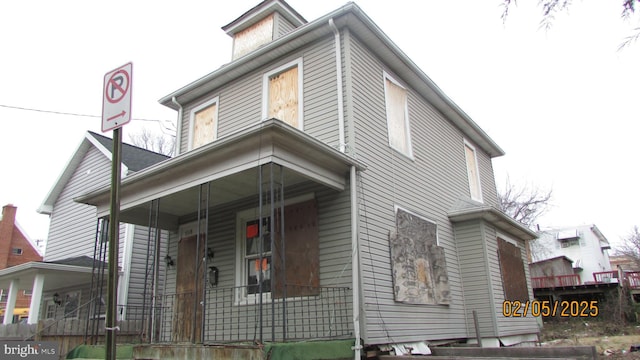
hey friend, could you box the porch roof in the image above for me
[75,119,365,231]
[0,261,94,292]
[448,203,538,241]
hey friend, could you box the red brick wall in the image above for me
[0,204,43,310]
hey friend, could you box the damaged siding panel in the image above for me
[349,34,467,344]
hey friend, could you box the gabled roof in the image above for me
[160,2,504,158]
[38,132,169,215]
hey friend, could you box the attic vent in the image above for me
[232,14,274,60]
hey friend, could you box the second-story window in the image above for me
[263,58,304,130]
[189,97,219,150]
[383,72,412,157]
[464,140,483,202]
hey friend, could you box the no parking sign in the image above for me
[101,62,132,132]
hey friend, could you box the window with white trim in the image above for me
[189,97,219,150]
[11,248,22,255]
[464,140,483,202]
[383,72,412,157]
[63,291,80,319]
[262,58,303,129]
[235,196,319,303]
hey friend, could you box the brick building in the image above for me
[0,204,43,322]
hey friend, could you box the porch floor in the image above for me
[66,339,355,360]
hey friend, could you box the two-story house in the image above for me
[76,0,538,357]
[0,131,167,348]
[531,224,612,285]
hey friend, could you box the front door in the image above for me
[173,222,205,342]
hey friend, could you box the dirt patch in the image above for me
[540,319,640,358]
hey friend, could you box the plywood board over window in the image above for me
[389,208,450,305]
[384,73,412,157]
[190,98,219,150]
[232,14,274,60]
[268,66,299,128]
[464,141,482,202]
[497,238,529,302]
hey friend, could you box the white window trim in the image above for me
[394,205,439,245]
[234,193,314,305]
[383,71,413,159]
[463,139,483,203]
[261,57,304,130]
[188,96,220,151]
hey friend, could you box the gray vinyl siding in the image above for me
[455,220,496,337]
[274,12,297,38]
[162,180,353,339]
[347,33,470,344]
[45,146,111,262]
[178,36,340,154]
[126,225,168,308]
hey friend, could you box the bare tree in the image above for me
[615,226,640,269]
[498,177,553,229]
[501,0,640,50]
[128,128,176,156]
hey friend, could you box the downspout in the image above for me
[329,18,346,153]
[171,96,183,156]
[350,166,362,359]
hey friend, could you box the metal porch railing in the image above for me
[154,285,352,343]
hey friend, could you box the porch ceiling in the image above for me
[76,120,365,231]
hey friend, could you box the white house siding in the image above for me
[126,225,167,308]
[178,36,340,154]
[274,12,297,38]
[45,146,112,262]
[347,33,476,344]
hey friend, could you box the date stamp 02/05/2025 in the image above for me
[502,300,599,318]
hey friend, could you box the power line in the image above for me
[0,103,175,125]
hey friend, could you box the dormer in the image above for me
[222,0,307,60]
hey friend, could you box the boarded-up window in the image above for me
[232,14,274,60]
[464,141,482,202]
[268,66,299,128]
[389,208,450,305]
[238,199,319,299]
[497,237,529,302]
[384,75,411,156]
[191,99,218,150]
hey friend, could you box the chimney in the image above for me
[222,0,307,60]
[0,204,17,269]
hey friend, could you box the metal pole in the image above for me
[106,127,122,360]
[269,163,275,342]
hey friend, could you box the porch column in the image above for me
[27,274,45,324]
[3,279,19,324]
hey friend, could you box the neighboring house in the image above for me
[0,131,168,332]
[76,0,538,356]
[531,224,612,285]
[0,204,43,323]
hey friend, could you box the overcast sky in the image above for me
[1,1,638,250]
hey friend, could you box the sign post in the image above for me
[101,62,132,360]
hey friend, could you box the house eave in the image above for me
[448,206,538,241]
[159,3,504,158]
[75,119,366,219]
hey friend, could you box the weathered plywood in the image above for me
[233,14,274,60]
[174,234,204,342]
[497,238,529,302]
[384,78,409,154]
[192,103,217,149]
[464,143,481,201]
[389,209,450,305]
[269,66,299,128]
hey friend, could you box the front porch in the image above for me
[76,120,363,346]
